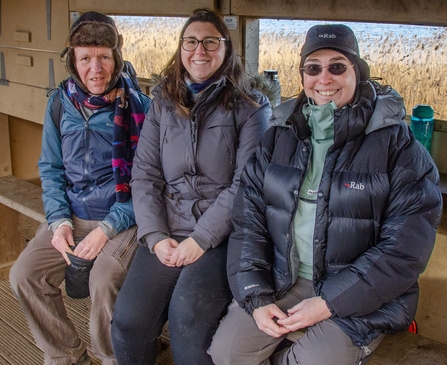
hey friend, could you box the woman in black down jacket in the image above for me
[209,24,442,365]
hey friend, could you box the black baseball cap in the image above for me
[300,24,370,81]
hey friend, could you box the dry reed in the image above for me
[113,16,447,120]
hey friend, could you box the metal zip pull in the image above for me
[191,119,197,143]
[361,345,372,356]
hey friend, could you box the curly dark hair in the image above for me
[160,8,257,116]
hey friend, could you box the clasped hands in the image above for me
[252,297,332,338]
[154,237,205,267]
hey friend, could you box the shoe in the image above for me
[74,350,92,365]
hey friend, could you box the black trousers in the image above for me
[111,241,232,365]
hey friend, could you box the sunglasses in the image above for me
[300,63,354,76]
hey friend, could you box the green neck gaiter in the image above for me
[300,101,336,200]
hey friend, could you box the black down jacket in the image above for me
[228,81,442,347]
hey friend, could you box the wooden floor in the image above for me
[369,331,447,365]
[1,277,447,364]
[0,279,173,365]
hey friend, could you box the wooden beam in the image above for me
[232,0,447,27]
[69,0,216,17]
[244,18,259,75]
[0,114,12,177]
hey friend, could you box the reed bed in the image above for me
[113,16,447,120]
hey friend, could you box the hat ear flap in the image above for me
[60,46,69,60]
[111,48,124,82]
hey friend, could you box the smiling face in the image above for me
[74,46,115,95]
[303,49,356,108]
[181,21,226,83]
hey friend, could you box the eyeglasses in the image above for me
[300,63,354,76]
[181,37,226,52]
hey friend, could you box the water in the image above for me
[259,19,445,39]
[113,15,447,118]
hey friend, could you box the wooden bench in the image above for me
[0,175,44,280]
[0,174,175,363]
[1,175,446,364]
[285,329,447,364]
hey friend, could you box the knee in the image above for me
[9,258,31,294]
[110,313,132,358]
[111,293,151,341]
[208,338,232,365]
[89,259,125,302]
[207,321,238,365]
[111,311,135,349]
[170,286,225,327]
[111,301,136,335]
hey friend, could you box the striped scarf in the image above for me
[66,73,146,202]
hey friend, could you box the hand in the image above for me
[252,304,291,338]
[276,296,332,332]
[153,238,179,267]
[51,225,75,264]
[169,237,205,267]
[73,227,108,260]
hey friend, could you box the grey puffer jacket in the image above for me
[131,77,271,251]
[229,81,442,348]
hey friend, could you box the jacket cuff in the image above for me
[98,220,118,240]
[49,218,74,233]
[190,231,212,251]
[320,291,337,317]
[143,232,170,253]
[244,295,276,315]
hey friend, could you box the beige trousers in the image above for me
[9,216,137,365]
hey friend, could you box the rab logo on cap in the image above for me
[319,33,337,39]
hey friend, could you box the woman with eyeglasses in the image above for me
[111,8,271,365]
[208,24,441,365]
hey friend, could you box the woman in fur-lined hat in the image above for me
[9,11,151,365]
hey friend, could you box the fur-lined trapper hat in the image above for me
[61,11,124,93]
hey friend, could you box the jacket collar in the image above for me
[276,81,403,147]
[365,82,406,134]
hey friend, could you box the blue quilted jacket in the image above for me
[38,81,151,233]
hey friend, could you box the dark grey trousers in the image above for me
[209,277,385,365]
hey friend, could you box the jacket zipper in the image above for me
[191,116,197,144]
[277,186,299,298]
[82,118,92,220]
[290,140,312,284]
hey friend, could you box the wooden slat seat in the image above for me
[0,175,45,223]
[1,174,446,364]
[282,329,447,364]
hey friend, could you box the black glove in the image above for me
[65,252,96,299]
